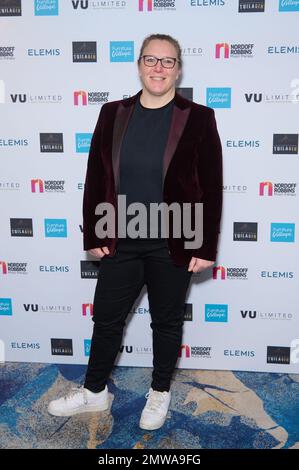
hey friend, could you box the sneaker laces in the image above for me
[64,385,88,404]
[144,389,168,412]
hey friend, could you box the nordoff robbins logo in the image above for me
[95,195,203,249]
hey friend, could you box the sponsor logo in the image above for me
[259,181,296,196]
[44,219,67,238]
[110,41,134,62]
[206,87,231,108]
[0,261,28,275]
[238,0,265,12]
[31,179,65,193]
[72,41,97,62]
[234,222,258,241]
[224,349,255,357]
[34,0,59,16]
[51,338,73,356]
[23,304,72,314]
[213,266,248,280]
[279,0,299,12]
[216,42,254,59]
[0,0,22,16]
[273,134,298,154]
[76,133,92,153]
[267,346,290,364]
[10,218,33,237]
[271,223,295,242]
[138,0,176,11]
[179,345,212,359]
[40,133,63,152]
[74,90,109,105]
[205,304,228,322]
[241,309,293,321]
[0,298,12,316]
[176,87,193,101]
[81,260,100,279]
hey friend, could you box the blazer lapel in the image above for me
[111,91,141,192]
[162,100,190,184]
[111,90,191,192]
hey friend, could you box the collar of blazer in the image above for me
[121,88,191,110]
[112,89,191,192]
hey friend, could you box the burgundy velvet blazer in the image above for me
[83,90,223,266]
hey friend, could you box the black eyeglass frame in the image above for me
[139,55,180,69]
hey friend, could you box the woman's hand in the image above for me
[88,247,110,258]
[188,257,214,273]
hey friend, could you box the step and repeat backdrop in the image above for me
[0,0,298,373]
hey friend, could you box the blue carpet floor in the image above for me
[0,363,298,449]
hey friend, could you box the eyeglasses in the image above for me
[139,55,179,69]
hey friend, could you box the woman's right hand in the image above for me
[88,247,110,258]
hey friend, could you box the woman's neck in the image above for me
[140,89,175,109]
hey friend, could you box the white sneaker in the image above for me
[48,385,109,417]
[139,388,171,430]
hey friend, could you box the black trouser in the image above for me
[84,238,192,393]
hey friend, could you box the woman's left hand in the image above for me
[188,257,215,273]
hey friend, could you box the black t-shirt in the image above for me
[118,96,174,239]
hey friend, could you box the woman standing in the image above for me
[48,34,223,431]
